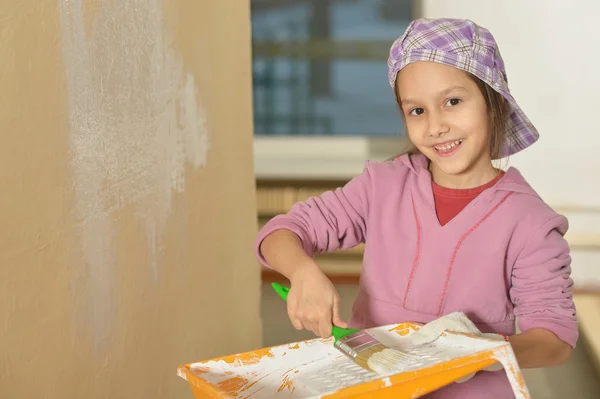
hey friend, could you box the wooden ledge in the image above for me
[262,269,360,285]
[262,269,600,293]
[574,293,600,376]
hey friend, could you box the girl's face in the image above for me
[397,61,495,186]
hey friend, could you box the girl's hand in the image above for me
[287,261,348,338]
[409,312,506,383]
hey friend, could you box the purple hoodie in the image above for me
[256,153,577,398]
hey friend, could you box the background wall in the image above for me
[422,0,600,289]
[0,1,261,398]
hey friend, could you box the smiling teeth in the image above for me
[435,140,462,151]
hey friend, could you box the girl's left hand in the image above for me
[409,312,508,383]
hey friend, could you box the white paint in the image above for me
[490,345,532,399]
[365,336,504,377]
[367,347,429,375]
[58,0,209,347]
[190,324,524,398]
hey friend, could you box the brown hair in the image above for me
[391,74,510,161]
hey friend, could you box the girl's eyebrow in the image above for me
[439,85,468,96]
[400,85,468,106]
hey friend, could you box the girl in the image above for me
[255,18,577,398]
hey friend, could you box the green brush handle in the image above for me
[271,282,360,342]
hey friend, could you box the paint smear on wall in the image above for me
[58,0,209,348]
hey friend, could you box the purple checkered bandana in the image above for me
[388,18,539,158]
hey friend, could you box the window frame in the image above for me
[252,0,422,180]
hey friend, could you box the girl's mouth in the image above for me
[433,139,463,157]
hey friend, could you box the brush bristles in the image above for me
[354,343,388,372]
[357,345,411,375]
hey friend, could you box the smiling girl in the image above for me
[255,18,577,398]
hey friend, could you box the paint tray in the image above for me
[177,322,530,398]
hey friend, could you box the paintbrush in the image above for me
[271,282,410,375]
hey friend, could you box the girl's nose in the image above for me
[427,111,450,137]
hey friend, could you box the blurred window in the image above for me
[251,0,415,137]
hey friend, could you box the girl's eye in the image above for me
[445,98,461,107]
[409,107,424,116]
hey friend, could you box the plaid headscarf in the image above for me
[388,18,539,158]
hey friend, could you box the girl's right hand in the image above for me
[287,261,348,338]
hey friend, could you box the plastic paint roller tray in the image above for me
[177,322,530,398]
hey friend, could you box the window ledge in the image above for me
[253,135,408,180]
[573,293,600,376]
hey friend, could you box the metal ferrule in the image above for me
[334,331,380,359]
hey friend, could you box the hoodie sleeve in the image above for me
[509,215,578,348]
[255,162,372,269]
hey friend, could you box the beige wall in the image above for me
[0,1,261,398]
